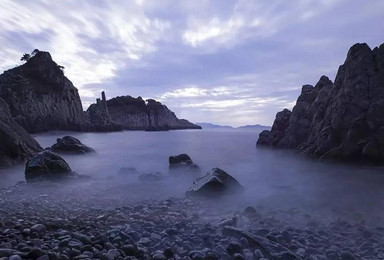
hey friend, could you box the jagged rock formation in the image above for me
[102,96,201,130]
[0,97,42,166]
[257,109,292,146]
[0,50,87,133]
[257,43,384,163]
[86,92,122,132]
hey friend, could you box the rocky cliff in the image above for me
[257,43,384,163]
[0,50,87,133]
[86,92,122,132]
[100,96,201,130]
[0,97,42,167]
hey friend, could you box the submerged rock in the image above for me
[139,172,163,183]
[256,42,384,163]
[186,168,244,197]
[25,151,77,182]
[50,136,95,154]
[169,154,201,174]
[118,167,139,175]
[0,97,42,166]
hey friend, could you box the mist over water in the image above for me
[1,129,384,226]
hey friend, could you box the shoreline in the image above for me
[0,180,383,259]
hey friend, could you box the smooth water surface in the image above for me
[1,129,384,225]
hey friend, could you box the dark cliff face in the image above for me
[0,97,42,167]
[257,42,384,163]
[85,92,122,132]
[100,95,201,130]
[0,51,85,133]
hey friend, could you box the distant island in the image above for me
[196,122,270,130]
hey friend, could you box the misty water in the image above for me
[1,129,384,226]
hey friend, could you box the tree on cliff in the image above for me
[20,53,30,62]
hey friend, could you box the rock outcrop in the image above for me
[50,136,95,154]
[186,168,244,197]
[0,97,42,166]
[25,151,77,182]
[101,96,201,130]
[257,43,384,163]
[0,50,87,133]
[257,109,292,146]
[169,154,201,175]
[85,92,122,132]
[0,50,122,133]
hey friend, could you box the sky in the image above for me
[0,0,383,127]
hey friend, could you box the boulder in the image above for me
[50,136,95,154]
[25,151,77,182]
[169,154,201,174]
[0,97,42,166]
[186,168,244,197]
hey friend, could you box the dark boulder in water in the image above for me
[186,168,244,197]
[169,154,201,174]
[169,154,193,165]
[25,151,77,182]
[50,136,95,154]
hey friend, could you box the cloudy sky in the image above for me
[0,0,383,126]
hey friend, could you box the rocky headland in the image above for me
[0,50,88,133]
[257,42,384,163]
[99,96,201,131]
[0,50,201,166]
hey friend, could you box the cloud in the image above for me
[0,0,383,125]
[0,0,170,99]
